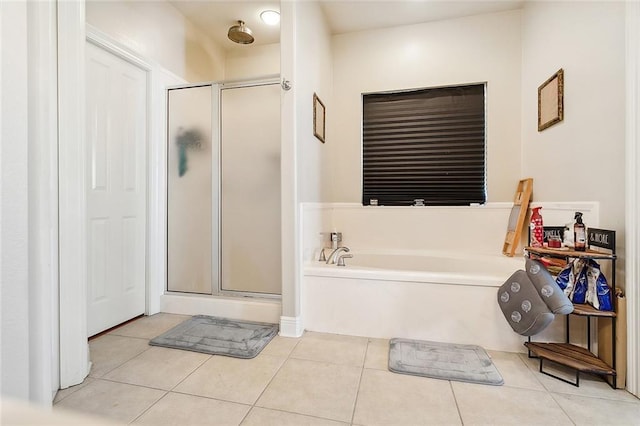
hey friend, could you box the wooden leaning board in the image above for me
[502,178,533,257]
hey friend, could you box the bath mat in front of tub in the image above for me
[388,338,503,386]
[149,315,278,359]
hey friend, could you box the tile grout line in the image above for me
[106,333,156,340]
[91,344,212,394]
[94,376,175,393]
[52,378,94,405]
[92,345,153,380]
[287,339,372,368]
[449,380,465,426]
[106,337,213,425]
[547,391,578,426]
[128,390,170,425]
[54,321,178,407]
[168,388,254,408]
[237,337,304,424]
[349,341,369,425]
[167,353,214,393]
[550,389,640,404]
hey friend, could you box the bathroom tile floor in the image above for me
[54,313,640,425]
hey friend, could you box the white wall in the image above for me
[295,3,333,203]
[27,0,60,403]
[1,0,60,403]
[225,43,280,80]
[86,0,226,82]
[330,10,522,203]
[521,2,625,213]
[280,0,332,330]
[1,0,31,400]
[520,1,626,282]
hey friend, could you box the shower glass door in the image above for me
[167,85,215,294]
[220,83,281,295]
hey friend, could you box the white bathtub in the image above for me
[305,252,523,287]
[302,251,551,352]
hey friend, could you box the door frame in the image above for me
[625,0,640,398]
[59,21,155,387]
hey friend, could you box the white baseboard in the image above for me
[160,294,281,324]
[279,316,304,337]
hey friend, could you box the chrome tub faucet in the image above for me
[326,246,350,264]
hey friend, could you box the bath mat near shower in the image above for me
[149,315,278,359]
[388,338,503,386]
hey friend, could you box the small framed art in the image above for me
[313,93,326,143]
[538,68,564,131]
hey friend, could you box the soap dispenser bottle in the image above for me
[530,207,544,247]
[574,212,587,251]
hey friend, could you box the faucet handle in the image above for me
[336,253,353,267]
[330,232,342,249]
[318,248,327,262]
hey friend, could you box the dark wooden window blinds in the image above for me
[362,83,486,206]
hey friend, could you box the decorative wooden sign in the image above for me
[588,228,616,251]
[543,226,565,244]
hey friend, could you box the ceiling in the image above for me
[170,0,524,52]
[169,1,282,50]
[322,1,524,35]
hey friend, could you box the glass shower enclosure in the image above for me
[167,79,281,296]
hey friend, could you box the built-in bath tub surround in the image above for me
[303,250,530,352]
[300,202,599,352]
[306,251,523,287]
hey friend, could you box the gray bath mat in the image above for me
[389,338,504,386]
[149,315,278,359]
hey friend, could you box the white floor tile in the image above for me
[103,346,210,390]
[551,392,640,425]
[241,407,348,426]
[290,331,368,367]
[453,381,573,425]
[487,350,545,391]
[353,369,461,426]
[56,315,637,426]
[89,334,150,378]
[54,380,165,424]
[133,392,250,425]
[256,358,361,423]
[363,338,389,371]
[108,313,189,340]
[259,335,300,358]
[174,354,285,405]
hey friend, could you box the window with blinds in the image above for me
[362,83,486,206]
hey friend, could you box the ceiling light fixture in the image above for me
[260,10,280,26]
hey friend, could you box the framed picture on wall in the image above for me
[538,68,564,131]
[313,93,326,143]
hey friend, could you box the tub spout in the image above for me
[326,246,350,264]
[336,253,353,267]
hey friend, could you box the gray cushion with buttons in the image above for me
[525,258,573,315]
[497,270,555,336]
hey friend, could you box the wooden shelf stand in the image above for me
[524,228,617,388]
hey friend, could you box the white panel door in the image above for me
[86,42,147,336]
